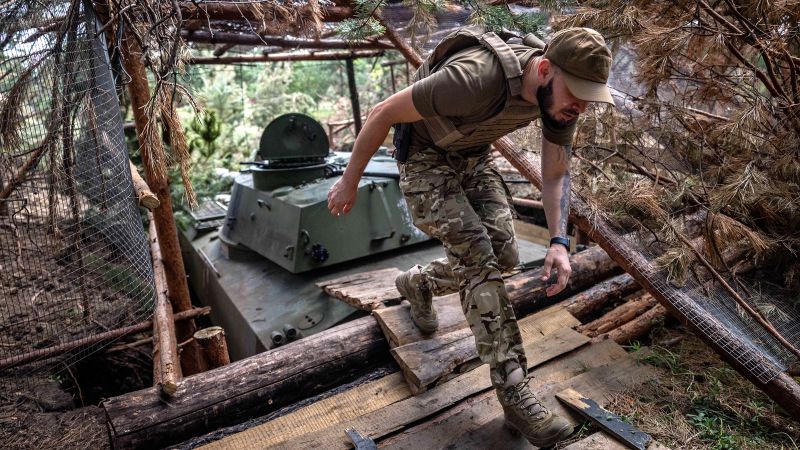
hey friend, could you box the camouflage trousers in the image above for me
[399,148,527,387]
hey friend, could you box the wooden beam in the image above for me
[121,35,201,375]
[345,58,362,135]
[188,50,384,65]
[180,30,393,50]
[179,3,354,23]
[0,307,210,371]
[149,214,182,396]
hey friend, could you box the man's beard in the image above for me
[536,79,576,130]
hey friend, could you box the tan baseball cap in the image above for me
[544,28,614,105]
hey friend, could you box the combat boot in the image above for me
[497,378,573,447]
[395,266,438,334]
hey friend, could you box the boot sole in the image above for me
[504,419,573,447]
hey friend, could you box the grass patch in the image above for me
[608,330,799,449]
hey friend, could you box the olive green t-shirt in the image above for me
[410,43,577,149]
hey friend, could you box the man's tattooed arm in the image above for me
[557,144,571,239]
[541,139,572,243]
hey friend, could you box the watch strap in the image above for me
[549,236,570,251]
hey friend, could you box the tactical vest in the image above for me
[410,27,546,155]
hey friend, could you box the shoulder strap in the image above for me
[414,27,527,149]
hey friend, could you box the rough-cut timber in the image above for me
[391,327,589,395]
[181,30,393,49]
[188,50,384,64]
[373,294,466,348]
[594,304,669,345]
[493,136,800,421]
[102,317,388,449]
[563,273,640,320]
[129,160,159,210]
[577,292,657,337]
[194,327,231,370]
[121,36,200,375]
[505,245,623,317]
[149,217,181,396]
[317,267,403,310]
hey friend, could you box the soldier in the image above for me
[328,27,613,447]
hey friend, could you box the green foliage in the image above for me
[188,110,222,161]
[337,17,385,41]
[467,4,547,34]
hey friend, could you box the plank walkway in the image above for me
[201,303,662,450]
[316,268,404,310]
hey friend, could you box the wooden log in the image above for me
[180,30,393,50]
[194,327,231,370]
[121,35,201,376]
[594,304,669,345]
[0,307,210,371]
[129,160,159,210]
[506,244,623,317]
[149,216,182,396]
[576,291,657,337]
[563,273,640,320]
[511,197,544,210]
[102,316,390,449]
[492,135,800,421]
[178,3,354,23]
[188,50,384,65]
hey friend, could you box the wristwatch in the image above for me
[549,236,570,251]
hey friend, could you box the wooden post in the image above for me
[121,36,202,376]
[129,160,159,210]
[194,327,231,369]
[345,58,362,136]
[149,215,181,396]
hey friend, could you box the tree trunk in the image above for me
[121,35,201,376]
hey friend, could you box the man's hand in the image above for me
[541,244,571,296]
[327,176,358,216]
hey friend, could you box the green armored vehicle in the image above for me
[220,113,429,273]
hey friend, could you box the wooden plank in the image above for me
[556,388,651,450]
[393,327,590,395]
[278,338,625,449]
[200,373,410,450]
[316,268,404,310]
[561,432,673,450]
[386,304,581,394]
[372,293,467,348]
[381,353,659,450]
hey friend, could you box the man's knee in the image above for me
[496,244,519,272]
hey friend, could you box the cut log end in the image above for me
[194,326,231,369]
